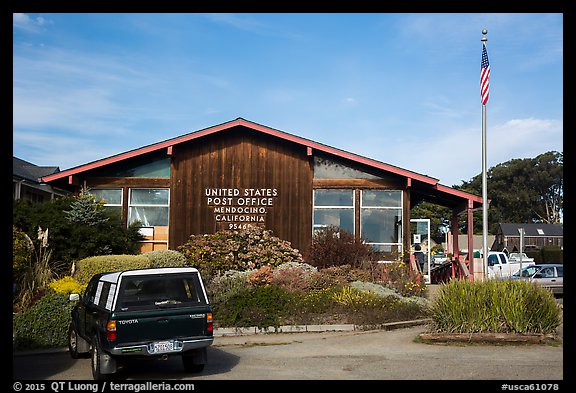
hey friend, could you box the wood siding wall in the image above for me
[170,126,313,254]
[501,236,563,250]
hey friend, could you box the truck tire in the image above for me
[67,324,89,359]
[68,324,81,359]
[91,339,112,381]
[182,351,206,373]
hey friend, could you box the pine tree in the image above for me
[64,187,110,226]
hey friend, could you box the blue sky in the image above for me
[13,13,563,187]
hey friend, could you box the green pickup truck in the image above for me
[67,267,214,380]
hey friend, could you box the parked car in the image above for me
[487,251,536,279]
[68,267,214,380]
[512,264,563,296]
[508,252,535,264]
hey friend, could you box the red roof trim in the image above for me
[42,118,439,185]
[435,184,483,204]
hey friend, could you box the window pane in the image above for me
[314,156,380,179]
[314,189,353,206]
[117,274,206,311]
[361,208,402,243]
[362,190,401,207]
[130,189,169,205]
[90,156,170,178]
[129,207,169,226]
[313,209,354,234]
[103,206,122,218]
[91,189,122,205]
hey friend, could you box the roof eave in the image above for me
[42,118,440,186]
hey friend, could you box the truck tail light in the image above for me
[206,312,213,333]
[106,320,117,341]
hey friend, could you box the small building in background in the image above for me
[493,223,563,251]
[13,156,70,202]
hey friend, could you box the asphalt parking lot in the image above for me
[13,323,563,382]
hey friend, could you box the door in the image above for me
[410,219,430,284]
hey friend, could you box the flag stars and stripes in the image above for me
[480,43,490,105]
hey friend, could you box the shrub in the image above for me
[13,226,30,273]
[143,249,188,268]
[271,266,310,294]
[177,226,303,276]
[247,265,274,287]
[306,266,351,291]
[212,285,294,328]
[12,226,58,310]
[13,197,144,275]
[48,276,86,295]
[540,246,563,264]
[206,270,252,305]
[376,261,426,297]
[275,261,318,275]
[13,290,74,350]
[430,278,562,334]
[307,226,376,268]
[73,254,151,284]
[305,264,373,291]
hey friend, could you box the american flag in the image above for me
[480,43,490,105]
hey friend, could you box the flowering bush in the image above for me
[48,276,86,295]
[377,261,427,297]
[271,266,310,294]
[332,285,366,307]
[177,226,303,275]
[247,265,274,287]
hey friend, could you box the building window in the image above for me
[128,188,170,252]
[90,188,123,218]
[128,188,169,227]
[313,156,380,179]
[313,189,355,235]
[89,156,170,178]
[360,190,403,257]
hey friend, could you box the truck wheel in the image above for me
[67,324,81,359]
[91,339,112,381]
[182,355,205,373]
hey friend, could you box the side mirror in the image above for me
[69,293,80,302]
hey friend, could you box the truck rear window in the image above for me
[117,273,207,311]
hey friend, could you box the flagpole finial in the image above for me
[481,29,488,42]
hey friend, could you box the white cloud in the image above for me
[346,116,562,187]
[13,129,123,169]
[489,118,563,162]
[13,13,51,32]
[13,13,33,28]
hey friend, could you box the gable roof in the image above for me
[42,118,440,184]
[498,223,563,237]
[13,156,60,183]
[41,117,483,209]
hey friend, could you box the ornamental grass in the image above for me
[430,278,561,334]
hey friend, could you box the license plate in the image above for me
[152,340,175,354]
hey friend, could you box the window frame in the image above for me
[127,188,170,227]
[89,188,123,218]
[312,189,356,236]
[359,189,403,254]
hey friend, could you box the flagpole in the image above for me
[481,29,489,280]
